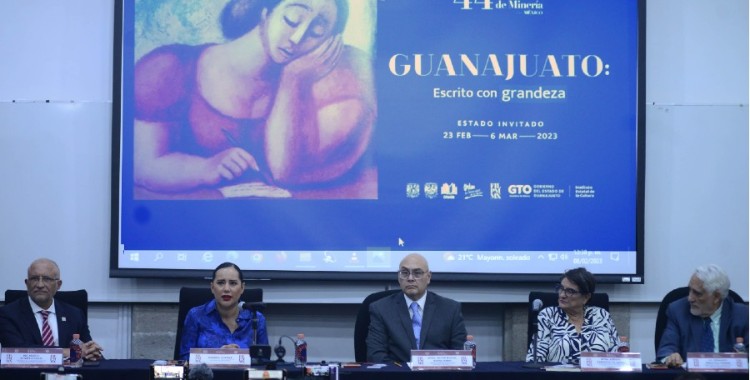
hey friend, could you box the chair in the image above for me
[4,289,88,320]
[173,287,263,360]
[526,291,609,347]
[353,289,401,362]
[653,286,745,353]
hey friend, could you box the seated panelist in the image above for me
[0,258,104,361]
[366,253,467,363]
[526,267,618,364]
[657,264,749,367]
[179,262,269,360]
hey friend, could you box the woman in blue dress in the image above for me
[179,262,268,360]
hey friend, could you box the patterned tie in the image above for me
[40,310,55,347]
[700,318,714,352]
[410,302,422,349]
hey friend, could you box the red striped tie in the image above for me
[40,310,55,347]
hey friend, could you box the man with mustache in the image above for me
[657,264,748,366]
[0,258,103,361]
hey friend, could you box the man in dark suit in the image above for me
[657,264,748,366]
[366,253,467,363]
[0,258,104,360]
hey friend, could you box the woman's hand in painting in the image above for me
[283,34,343,83]
[204,147,260,185]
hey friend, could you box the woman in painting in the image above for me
[134,0,375,196]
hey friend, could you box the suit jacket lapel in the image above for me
[395,295,417,348]
[20,297,44,345]
[56,301,71,346]
[689,315,705,352]
[420,292,435,348]
[717,298,732,350]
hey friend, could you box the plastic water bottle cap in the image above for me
[297,333,305,339]
[467,335,474,341]
[73,334,80,339]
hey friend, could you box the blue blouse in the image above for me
[179,299,269,360]
[526,305,619,364]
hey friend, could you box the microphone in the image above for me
[242,302,266,312]
[522,299,546,369]
[188,363,213,380]
[531,299,543,363]
[532,299,544,313]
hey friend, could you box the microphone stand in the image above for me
[251,309,259,346]
[523,322,548,369]
[523,301,556,369]
[245,303,271,367]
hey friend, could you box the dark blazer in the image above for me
[656,296,749,360]
[366,290,467,363]
[0,296,92,348]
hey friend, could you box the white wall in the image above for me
[0,0,747,362]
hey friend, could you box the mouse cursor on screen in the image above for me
[398,238,405,247]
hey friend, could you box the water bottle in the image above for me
[733,337,747,353]
[69,333,84,367]
[463,334,477,368]
[294,333,308,368]
[616,336,630,352]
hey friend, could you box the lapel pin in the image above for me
[62,317,67,322]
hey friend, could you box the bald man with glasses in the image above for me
[0,258,103,361]
[366,253,467,363]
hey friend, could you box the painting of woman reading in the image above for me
[133,0,377,199]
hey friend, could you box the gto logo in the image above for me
[508,184,532,195]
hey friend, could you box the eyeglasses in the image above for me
[27,276,59,285]
[398,269,426,280]
[555,284,582,297]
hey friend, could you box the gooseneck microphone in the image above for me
[522,299,547,369]
[530,299,544,363]
[242,301,268,364]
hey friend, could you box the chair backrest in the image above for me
[4,289,88,320]
[653,286,745,353]
[353,289,401,362]
[527,291,609,347]
[173,287,263,360]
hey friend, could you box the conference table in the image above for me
[1,360,746,380]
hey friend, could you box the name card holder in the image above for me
[0,347,64,368]
[580,352,642,372]
[246,369,286,380]
[410,350,473,371]
[687,352,749,372]
[189,348,251,368]
[40,374,82,380]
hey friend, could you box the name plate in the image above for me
[41,375,82,380]
[0,347,64,368]
[246,369,286,380]
[687,352,749,372]
[580,352,642,372]
[410,350,473,371]
[189,348,251,368]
